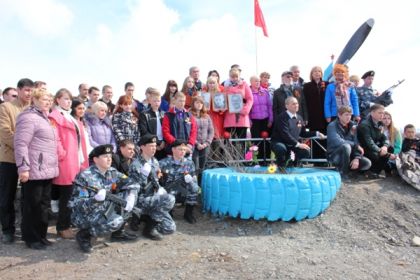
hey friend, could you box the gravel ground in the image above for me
[0,176,419,280]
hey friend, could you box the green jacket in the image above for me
[357,116,389,154]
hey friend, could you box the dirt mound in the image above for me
[0,176,419,279]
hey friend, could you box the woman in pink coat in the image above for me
[223,68,254,139]
[49,88,88,239]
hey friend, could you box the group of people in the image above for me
[0,63,418,253]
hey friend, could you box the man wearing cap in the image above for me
[356,70,380,120]
[70,144,139,253]
[159,139,199,224]
[273,71,294,117]
[129,134,176,240]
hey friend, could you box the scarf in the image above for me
[334,81,350,108]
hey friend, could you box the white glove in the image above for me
[184,174,193,184]
[140,162,152,177]
[94,189,106,202]
[157,187,167,195]
[124,193,135,212]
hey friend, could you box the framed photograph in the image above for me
[212,92,227,111]
[228,93,243,113]
[201,92,211,110]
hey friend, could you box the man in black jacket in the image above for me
[138,88,166,160]
[357,104,394,178]
[271,97,325,166]
[327,106,371,179]
[112,140,137,175]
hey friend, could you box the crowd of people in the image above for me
[0,63,418,253]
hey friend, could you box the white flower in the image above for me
[290,151,295,161]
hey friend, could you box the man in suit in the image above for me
[271,96,325,167]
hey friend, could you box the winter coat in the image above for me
[162,107,197,146]
[49,109,88,186]
[0,99,29,163]
[357,116,389,156]
[327,119,361,157]
[250,87,273,123]
[324,83,360,118]
[194,114,214,145]
[223,80,253,128]
[14,106,59,180]
[112,111,141,145]
[303,80,329,132]
[85,113,117,152]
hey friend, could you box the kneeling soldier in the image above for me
[70,144,139,253]
[159,139,199,224]
[129,134,176,240]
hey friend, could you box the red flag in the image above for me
[254,0,268,37]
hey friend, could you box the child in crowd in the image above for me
[112,95,141,146]
[397,124,420,189]
[190,96,214,172]
[139,88,166,160]
[162,92,197,155]
[180,76,198,109]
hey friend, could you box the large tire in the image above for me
[202,167,341,221]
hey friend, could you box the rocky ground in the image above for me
[0,175,419,280]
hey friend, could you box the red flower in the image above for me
[260,131,269,139]
[223,131,231,139]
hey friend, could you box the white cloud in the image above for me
[0,0,73,36]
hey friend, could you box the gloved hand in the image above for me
[141,162,152,176]
[124,193,135,212]
[94,189,106,202]
[184,174,193,183]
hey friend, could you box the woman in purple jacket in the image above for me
[249,75,273,162]
[85,101,117,152]
[14,89,59,250]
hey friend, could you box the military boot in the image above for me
[111,223,138,242]
[142,216,163,241]
[183,204,197,224]
[129,216,140,231]
[76,229,92,253]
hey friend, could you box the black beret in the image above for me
[361,70,375,79]
[89,144,113,160]
[282,71,293,77]
[139,134,157,146]
[171,139,187,148]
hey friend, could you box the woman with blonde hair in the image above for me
[49,88,89,239]
[181,76,198,109]
[85,101,116,151]
[382,111,402,176]
[14,89,59,249]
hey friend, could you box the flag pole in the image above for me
[255,26,259,74]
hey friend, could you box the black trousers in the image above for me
[250,118,271,162]
[51,184,73,231]
[21,179,51,244]
[0,162,19,235]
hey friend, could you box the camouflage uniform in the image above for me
[159,156,199,205]
[356,86,378,119]
[128,156,176,234]
[69,165,140,237]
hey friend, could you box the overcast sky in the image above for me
[0,0,418,127]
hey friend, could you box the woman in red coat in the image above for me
[49,89,88,239]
